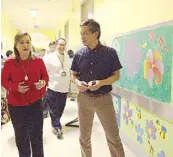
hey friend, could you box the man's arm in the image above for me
[99,48,122,86]
[88,70,120,91]
[100,70,120,86]
[71,71,79,85]
[71,71,88,92]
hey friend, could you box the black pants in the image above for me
[46,89,67,129]
[42,93,49,117]
[8,100,44,157]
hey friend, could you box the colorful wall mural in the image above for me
[112,22,173,103]
[112,93,121,128]
[111,21,173,157]
[112,94,173,157]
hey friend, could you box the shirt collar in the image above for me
[55,50,64,56]
[87,41,102,52]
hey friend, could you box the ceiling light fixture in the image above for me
[30,9,38,17]
[88,12,93,19]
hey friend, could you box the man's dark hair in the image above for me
[80,19,101,39]
[6,50,13,57]
[56,38,66,45]
[41,49,46,52]
[67,49,74,58]
[49,41,55,47]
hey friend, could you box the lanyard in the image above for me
[57,54,64,70]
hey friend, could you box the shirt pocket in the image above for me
[79,56,90,73]
[94,56,111,77]
[48,59,62,74]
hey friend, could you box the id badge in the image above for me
[61,71,66,76]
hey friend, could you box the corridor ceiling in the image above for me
[2,0,73,30]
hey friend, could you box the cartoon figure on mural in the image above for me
[136,107,142,119]
[148,140,154,156]
[141,41,147,49]
[129,118,134,129]
[156,119,168,140]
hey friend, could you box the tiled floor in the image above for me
[1,98,137,157]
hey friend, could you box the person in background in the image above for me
[1,42,7,60]
[71,19,125,157]
[49,41,56,53]
[43,42,56,61]
[6,50,13,58]
[67,49,74,59]
[40,49,46,57]
[44,38,70,139]
[1,42,10,127]
[42,41,56,118]
[1,49,13,127]
[1,85,10,126]
[1,31,49,157]
[67,49,78,100]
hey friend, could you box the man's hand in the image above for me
[88,80,102,91]
[76,80,89,92]
[18,82,29,93]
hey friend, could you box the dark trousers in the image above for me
[46,89,67,129]
[8,100,44,157]
[42,93,49,117]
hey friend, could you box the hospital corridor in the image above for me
[1,0,173,157]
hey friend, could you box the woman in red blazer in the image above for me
[1,31,49,157]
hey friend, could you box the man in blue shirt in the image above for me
[71,19,125,157]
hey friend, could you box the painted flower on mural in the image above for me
[149,32,155,41]
[122,38,142,77]
[145,120,157,140]
[157,151,166,157]
[123,101,132,125]
[144,49,164,87]
[135,124,144,144]
[163,45,168,52]
[136,108,142,119]
[158,36,164,46]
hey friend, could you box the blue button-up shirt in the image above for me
[71,42,122,94]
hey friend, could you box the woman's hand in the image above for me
[34,80,46,90]
[18,82,29,93]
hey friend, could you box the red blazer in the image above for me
[1,57,49,106]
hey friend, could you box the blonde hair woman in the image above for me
[1,31,49,157]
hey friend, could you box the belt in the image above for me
[82,92,109,97]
